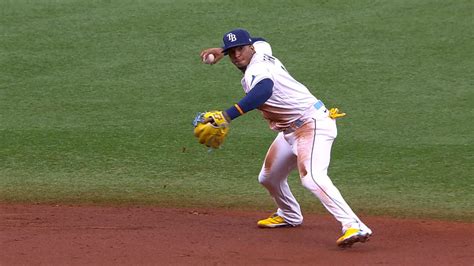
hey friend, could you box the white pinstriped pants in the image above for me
[258,109,371,233]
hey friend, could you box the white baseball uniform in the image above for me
[244,42,372,233]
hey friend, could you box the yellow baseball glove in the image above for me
[193,111,229,149]
[329,108,346,119]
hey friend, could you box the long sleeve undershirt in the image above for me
[225,78,274,120]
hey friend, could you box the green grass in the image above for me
[1,0,473,222]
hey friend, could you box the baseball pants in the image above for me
[258,108,370,233]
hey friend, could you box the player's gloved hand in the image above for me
[200,48,224,65]
[329,108,346,119]
[193,111,230,149]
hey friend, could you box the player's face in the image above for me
[228,45,255,70]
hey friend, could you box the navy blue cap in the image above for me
[222,28,253,55]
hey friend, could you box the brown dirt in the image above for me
[1,204,473,265]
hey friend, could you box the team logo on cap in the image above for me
[227,33,237,42]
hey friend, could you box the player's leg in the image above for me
[294,118,372,244]
[257,132,302,226]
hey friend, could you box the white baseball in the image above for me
[203,54,215,64]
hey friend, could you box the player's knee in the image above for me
[300,176,316,191]
[258,173,270,186]
[258,172,278,189]
[301,173,332,191]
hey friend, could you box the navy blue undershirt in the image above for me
[225,78,274,120]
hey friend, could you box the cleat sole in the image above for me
[257,223,291,228]
[337,233,371,248]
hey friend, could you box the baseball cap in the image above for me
[222,28,253,55]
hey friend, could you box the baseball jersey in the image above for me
[252,40,272,56]
[242,43,318,131]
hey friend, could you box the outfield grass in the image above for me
[1,0,472,221]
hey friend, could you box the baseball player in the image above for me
[196,28,372,248]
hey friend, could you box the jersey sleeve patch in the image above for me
[250,75,257,86]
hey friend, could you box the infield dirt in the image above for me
[1,204,473,265]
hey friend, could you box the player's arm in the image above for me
[223,78,274,121]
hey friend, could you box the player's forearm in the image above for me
[225,78,274,121]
